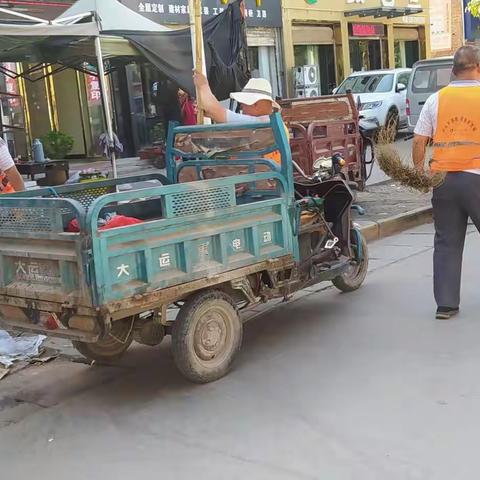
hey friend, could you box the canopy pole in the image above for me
[94,35,117,178]
[189,0,210,125]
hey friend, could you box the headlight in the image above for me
[360,101,383,110]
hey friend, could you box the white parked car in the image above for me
[335,68,412,137]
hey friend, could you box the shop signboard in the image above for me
[119,0,282,27]
[429,0,452,51]
[345,0,423,8]
[3,63,20,108]
[87,74,102,106]
[351,23,385,36]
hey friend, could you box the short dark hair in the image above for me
[453,45,480,75]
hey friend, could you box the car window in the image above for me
[411,65,453,93]
[337,74,394,94]
[397,72,411,87]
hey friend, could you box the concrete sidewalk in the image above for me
[354,181,432,241]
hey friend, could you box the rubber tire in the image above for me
[72,318,134,363]
[171,290,243,384]
[332,232,369,292]
[383,110,399,143]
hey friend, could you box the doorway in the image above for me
[350,39,388,72]
[293,44,336,94]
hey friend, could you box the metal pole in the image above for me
[94,35,118,178]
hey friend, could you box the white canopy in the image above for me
[0,22,99,37]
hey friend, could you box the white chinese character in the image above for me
[180,5,187,14]
[203,6,209,15]
[168,4,175,13]
[248,9,254,17]
[219,7,224,13]
[262,10,267,18]
[90,90,101,101]
[151,3,158,12]
[145,2,152,12]
[263,231,272,243]
[117,264,130,278]
[15,260,26,275]
[232,239,242,250]
[158,3,164,13]
[213,7,218,14]
[90,80,99,90]
[138,2,145,12]
[159,253,171,268]
[198,242,210,259]
[28,263,39,276]
[174,5,181,13]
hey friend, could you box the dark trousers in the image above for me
[432,172,480,308]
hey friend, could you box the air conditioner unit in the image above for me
[295,87,320,98]
[294,65,320,87]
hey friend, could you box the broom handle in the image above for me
[193,0,204,124]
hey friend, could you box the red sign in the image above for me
[87,74,102,105]
[351,23,385,37]
[3,63,20,108]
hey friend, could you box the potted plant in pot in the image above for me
[40,130,74,160]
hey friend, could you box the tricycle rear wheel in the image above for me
[72,317,134,363]
[171,290,242,383]
[332,231,369,292]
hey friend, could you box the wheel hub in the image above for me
[194,311,228,361]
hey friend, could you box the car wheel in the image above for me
[381,109,399,143]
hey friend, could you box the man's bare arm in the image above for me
[412,134,430,172]
[5,165,25,192]
[193,71,226,123]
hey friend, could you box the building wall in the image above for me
[281,0,430,96]
[430,0,464,57]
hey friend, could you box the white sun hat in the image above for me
[230,78,280,109]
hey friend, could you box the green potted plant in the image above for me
[40,130,74,159]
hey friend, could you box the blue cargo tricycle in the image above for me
[0,115,368,383]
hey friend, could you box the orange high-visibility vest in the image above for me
[431,85,480,172]
[264,123,290,165]
[0,171,14,194]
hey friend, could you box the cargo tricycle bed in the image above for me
[0,114,368,383]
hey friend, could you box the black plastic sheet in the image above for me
[124,0,250,100]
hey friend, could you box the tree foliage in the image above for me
[466,0,480,18]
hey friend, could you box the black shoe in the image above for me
[436,307,459,320]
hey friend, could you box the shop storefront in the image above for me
[110,0,283,155]
[282,0,430,97]
[0,2,102,160]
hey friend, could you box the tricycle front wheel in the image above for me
[332,231,369,292]
[171,290,243,384]
[72,317,134,363]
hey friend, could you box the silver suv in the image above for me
[407,57,454,132]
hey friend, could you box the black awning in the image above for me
[344,7,423,19]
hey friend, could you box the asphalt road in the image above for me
[2,223,480,480]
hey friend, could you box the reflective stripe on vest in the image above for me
[431,85,480,172]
